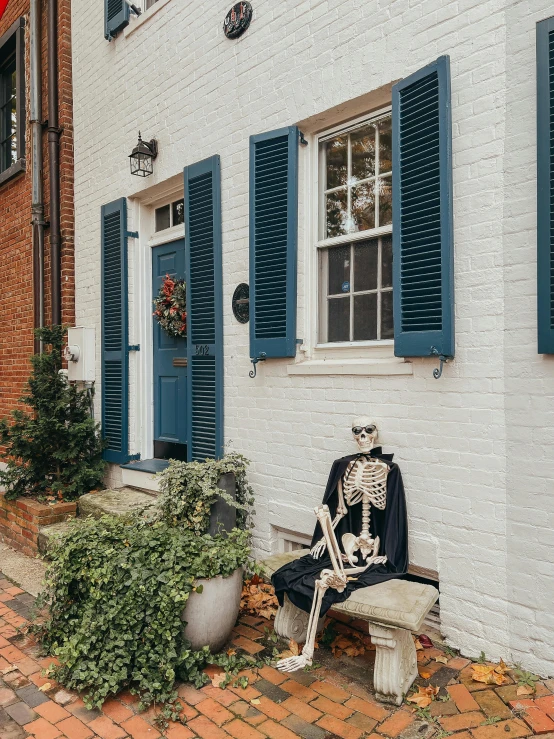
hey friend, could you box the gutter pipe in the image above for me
[48,0,61,326]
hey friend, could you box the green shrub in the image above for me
[0,326,105,501]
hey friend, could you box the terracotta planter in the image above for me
[182,567,242,652]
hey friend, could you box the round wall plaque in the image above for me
[224,2,252,39]
[232,283,250,323]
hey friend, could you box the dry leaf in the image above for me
[407,685,439,708]
[419,670,432,679]
[240,580,279,620]
[414,639,424,651]
[516,685,534,696]
[435,655,448,664]
[289,639,300,656]
[472,660,509,686]
[251,698,261,705]
[226,649,237,657]
[418,635,434,649]
[211,672,227,688]
[330,633,366,658]
[0,665,17,675]
[38,683,52,692]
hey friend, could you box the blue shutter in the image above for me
[104,0,129,40]
[101,198,130,463]
[392,56,454,359]
[249,126,299,362]
[184,156,224,461]
[537,18,554,353]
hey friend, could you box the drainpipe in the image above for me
[48,0,62,326]
[30,0,44,353]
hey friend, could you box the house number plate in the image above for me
[194,344,216,357]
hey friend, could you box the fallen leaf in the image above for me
[240,580,279,620]
[516,685,534,696]
[289,639,300,656]
[435,655,448,664]
[226,649,237,657]
[407,685,439,708]
[472,661,509,686]
[414,639,424,651]
[419,670,432,679]
[0,665,17,675]
[211,672,227,688]
[38,683,52,692]
[251,698,261,705]
[418,635,434,649]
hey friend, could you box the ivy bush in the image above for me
[34,454,255,710]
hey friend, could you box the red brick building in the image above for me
[0,0,74,420]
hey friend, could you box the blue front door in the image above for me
[152,240,187,458]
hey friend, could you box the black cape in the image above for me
[272,448,408,616]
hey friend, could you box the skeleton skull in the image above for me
[351,417,378,453]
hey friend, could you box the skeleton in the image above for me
[276,418,390,673]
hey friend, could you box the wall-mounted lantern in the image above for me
[129,132,158,177]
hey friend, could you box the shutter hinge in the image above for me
[126,231,139,239]
[249,352,267,378]
[299,131,308,146]
[128,344,140,351]
[430,347,451,379]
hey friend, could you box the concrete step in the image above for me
[78,487,157,519]
[38,520,74,555]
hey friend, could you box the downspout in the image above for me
[48,0,62,325]
[30,0,44,353]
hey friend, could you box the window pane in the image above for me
[172,198,184,226]
[155,204,170,231]
[378,117,392,174]
[351,125,375,182]
[328,297,350,342]
[381,290,394,339]
[328,245,351,295]
[325,188,348,238]
[351,181,375,232]
[378,177,392,226]
[353,293,377,341]
[353,240,378,292]
[381,235,393,288]
[324,135,348,189]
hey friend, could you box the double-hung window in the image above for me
[317,109,393,345]
[0,19,24,185]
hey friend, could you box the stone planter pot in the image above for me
[182,567,242,652]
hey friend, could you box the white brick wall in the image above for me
[72,0,554,675]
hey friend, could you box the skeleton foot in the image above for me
[275,653,312,672]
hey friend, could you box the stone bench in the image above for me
[262,550,439,707]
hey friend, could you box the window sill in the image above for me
[0,158,25,188]
[124,0,172,37]
[287,358,412,376]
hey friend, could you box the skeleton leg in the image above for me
[276,575,330,672]
[315,505,347,589]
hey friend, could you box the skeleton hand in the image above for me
[310,539,326,559]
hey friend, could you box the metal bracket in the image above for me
[249,352,267,378]
[126,231,139,239]
[127,453,141,462]
[299,131,308,146]
[430,347,449,379]
[128,344,140,351]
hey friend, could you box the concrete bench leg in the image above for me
[368,622,418,706]
[274,594,325,643]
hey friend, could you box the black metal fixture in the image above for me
[129,132,158,177]
[232,283,250,323]
[224,2,252,39]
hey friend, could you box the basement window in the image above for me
[0,18,25,187]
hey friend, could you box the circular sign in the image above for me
[232,283,250,323]
[341,281,350,293]
[224,2,253,39]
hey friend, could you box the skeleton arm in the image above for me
[310,479,348,559]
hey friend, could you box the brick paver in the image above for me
[0,570,554,739]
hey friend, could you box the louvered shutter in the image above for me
[537,18,554,353]
[392,56,454,359]
[104,0,129,40]
[184,156,224,461]
[249,126,299,362]
[101,198,130,463]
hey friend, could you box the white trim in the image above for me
[121,466,160,492]
[124,0,172,38]
[287,359,412,376]
[148,224,184,247]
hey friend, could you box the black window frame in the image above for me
[0,17,25,187]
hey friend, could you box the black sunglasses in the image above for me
[352,425,376,435]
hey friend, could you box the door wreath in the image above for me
[153,274,187,338]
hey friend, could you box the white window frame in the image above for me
[296,107,409,374]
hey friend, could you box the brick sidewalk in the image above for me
[1,570,553,739]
